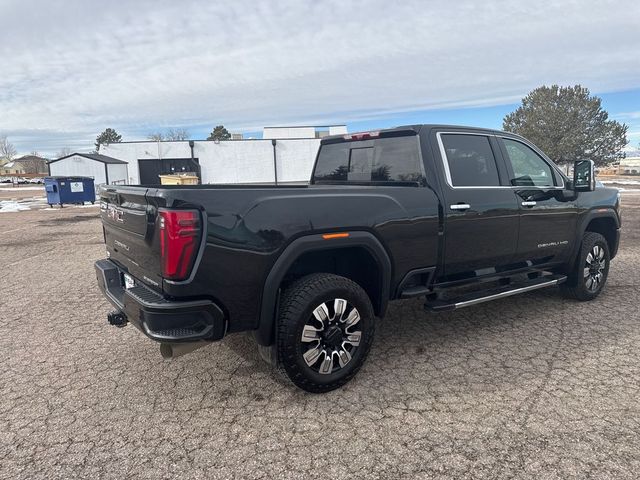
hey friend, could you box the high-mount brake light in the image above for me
[158,209,201,280]
[343,131,380,141]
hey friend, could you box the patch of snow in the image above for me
[0,186,45,191]
[0,200,30,213]
[41,203,98,211]
[601,179,640,185]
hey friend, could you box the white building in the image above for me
[97,126,346,185]
[619,156,640,174]
[48,153,128,185]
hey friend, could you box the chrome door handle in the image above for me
[521,201,537,207]
[450,203,471,211]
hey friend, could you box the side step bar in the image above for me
[425,274,567,312]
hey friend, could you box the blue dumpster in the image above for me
[44,177,96,207]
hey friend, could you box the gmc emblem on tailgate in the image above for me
[107,206,124,222]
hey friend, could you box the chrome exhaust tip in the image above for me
[159,341,207,359]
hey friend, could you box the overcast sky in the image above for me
[1,0,639,156]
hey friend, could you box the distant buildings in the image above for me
[599,154,640,175]
[618,155,640,174]
[0,155,48,175]
[100,138,316,185]
[47,125,348,185]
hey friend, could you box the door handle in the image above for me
[450,203,471,211]
[521,201,537,207]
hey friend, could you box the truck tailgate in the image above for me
[99,186,163,290]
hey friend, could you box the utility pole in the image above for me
[271,139,278,186]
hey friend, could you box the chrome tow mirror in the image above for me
[573,160,595,192]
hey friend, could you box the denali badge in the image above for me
[538,240,569,248]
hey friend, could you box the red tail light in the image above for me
[158,209,201,280]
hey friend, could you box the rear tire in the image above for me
[276,273,375,393]
[561,232,610,301]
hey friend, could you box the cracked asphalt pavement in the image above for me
[1,195,639,479]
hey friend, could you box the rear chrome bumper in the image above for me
[94,259,226,343]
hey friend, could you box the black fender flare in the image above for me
[571,207,621,264]
[254,231,392,346]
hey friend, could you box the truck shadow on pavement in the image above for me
[182,285,625,397]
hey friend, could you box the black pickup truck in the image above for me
[95,125,621,392]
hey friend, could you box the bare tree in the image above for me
[148,129,190,141]
[19,157,47,174]
[147,132,164,141]
[56,147,72,158]
[165,128,189,141]
[0,135,17,163]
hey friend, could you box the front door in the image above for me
[435,131,520,278]
[498,137,577,265]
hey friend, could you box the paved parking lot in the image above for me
[1,192,639,479]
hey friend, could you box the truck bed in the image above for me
[98,181,441,333]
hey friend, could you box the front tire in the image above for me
[561,232,610,301]
[276,273,375,393]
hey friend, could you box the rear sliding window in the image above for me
[313,135,425,184]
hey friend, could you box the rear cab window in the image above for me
[313,133,425,185]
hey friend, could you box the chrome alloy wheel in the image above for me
[584,244,606,292]
[300,299,362,375]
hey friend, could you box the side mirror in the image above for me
[573,160,595,192]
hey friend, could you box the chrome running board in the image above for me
[425,274,567,312]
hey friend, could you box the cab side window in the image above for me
[502,139,557,187]
[440,134,501,187]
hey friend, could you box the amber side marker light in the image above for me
[322,232,350,240]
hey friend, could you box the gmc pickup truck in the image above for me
[95,125,621,392]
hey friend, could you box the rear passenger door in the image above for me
[435,131,520,277]
[498,137,577,265]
